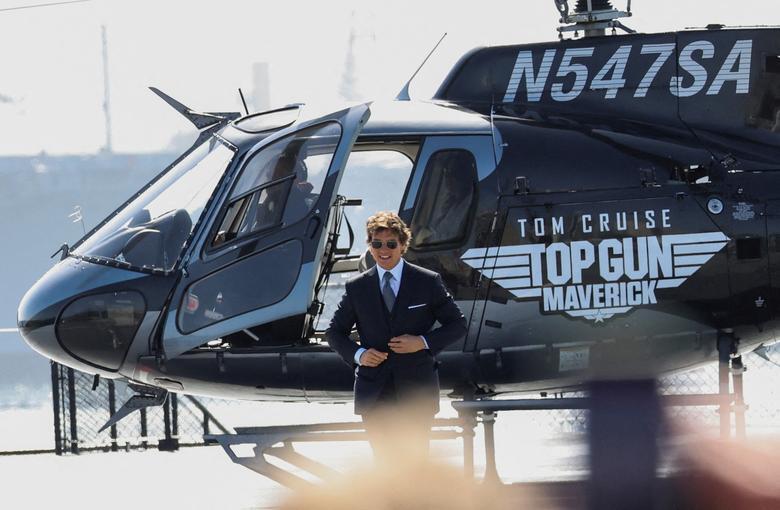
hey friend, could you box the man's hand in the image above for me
[389,334,425,354]
[359,348,388,367]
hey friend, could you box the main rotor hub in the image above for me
[554,0,634,38]
[575,0,614,13]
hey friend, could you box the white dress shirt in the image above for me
[354,259,429,365]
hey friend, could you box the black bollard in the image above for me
[588,379,662,510]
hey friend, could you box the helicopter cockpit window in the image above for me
[211,122,341,248]
[73,138,235,272]
[410,149,477,249]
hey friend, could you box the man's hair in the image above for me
[366,211,412,253]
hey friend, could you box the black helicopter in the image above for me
[17,0,780,414]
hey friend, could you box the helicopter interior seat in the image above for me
[122,228,164,268]
[409,150,476,247]
[122,208,192,269]
[212,197,251,247]
[161,209,192,267]
[251,185,288,231]
[238,153,296,232]
[357,248,375,272]
[246,166,317,233]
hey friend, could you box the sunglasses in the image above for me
[370,239,399,250]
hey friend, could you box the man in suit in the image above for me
[326,211,467,458]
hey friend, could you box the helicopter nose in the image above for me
[18,258,148,374]
[17,299,54,359]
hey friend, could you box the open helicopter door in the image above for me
[159,104,370,360]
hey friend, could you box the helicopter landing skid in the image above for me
[208,357,748,491]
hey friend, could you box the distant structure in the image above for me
[101,25,113,153]
[338,11,376,102]
[339,25,358,101]
[252,62,270,112]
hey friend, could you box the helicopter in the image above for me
[16,0,780,421]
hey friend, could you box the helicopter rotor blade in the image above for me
[0,0,89,13]
[149,87,240,130]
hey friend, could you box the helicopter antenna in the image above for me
[238,88,250,116]
[396,32,447,101]
[489,105,503,167]
[69,205,86,235]
[554,0,634,38]
[149,87,240,129]
[0,0,89,13]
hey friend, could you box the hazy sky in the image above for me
[0,0,777,155]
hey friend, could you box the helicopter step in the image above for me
[206,418,469,489]
[206,357,748,491]
[98,382,168,433]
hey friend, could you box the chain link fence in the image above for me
[504,348,780,439]
[51,363,230,455]
[659,350,780,433]
[3,347,777,456]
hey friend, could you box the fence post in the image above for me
[50,362,63,456]
[158,395,179,452]
[480,411,500,483]
[172,393,179,439]
[718,334,734,439]
[731,356,747,439]
[140,408,148,449]
[108,380,118,452]
[66,368,79,454]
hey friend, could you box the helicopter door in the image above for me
[401,135,497,352]
[718,193,771,325]
[161,104,370,358]
[767,200,780,320]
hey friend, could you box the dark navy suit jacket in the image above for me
[326,261,466,415]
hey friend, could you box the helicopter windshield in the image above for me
[73,137,235,272]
